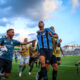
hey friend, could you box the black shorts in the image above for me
[34,57,37,62]
[39,48,57,64]
[0,58,12,73]
[50,55,57,65]
[56,57,61,62]
[29,57,37,64]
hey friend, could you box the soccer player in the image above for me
[36,21,58,80]
[14,50,18,63]
[18,38,33,77]
[28,40,38,75]
[45,26,59,80]
[55,40,64,65]
[50,26,64,65]
[0,29,34,80]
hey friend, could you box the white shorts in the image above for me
[20,56,30,65]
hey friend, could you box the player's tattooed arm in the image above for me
[20,40,36,45]
[32,40,36,47]
[48,31,58,38]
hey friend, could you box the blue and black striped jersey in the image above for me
[37,28,55,50]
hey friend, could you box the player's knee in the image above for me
[46,64,50,72]
[52,64,58,71]
[46,66,49,72]
[58,61,61,65]
[40,61,45,66]
[5,73,10,78]
[39,56,45,66]
[40,60,45,66]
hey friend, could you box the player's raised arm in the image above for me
[20,40,36,45]
[45,28,58,38]
[48,31,58,38]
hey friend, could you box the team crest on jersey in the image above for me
[4,40,7,43]
[11,41,13,45]
[42,32,46,35]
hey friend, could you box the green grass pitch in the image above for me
[4,56,80,80]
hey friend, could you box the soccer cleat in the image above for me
[28,72,31,75]
[19,72,22,77]
[36,72,39,80]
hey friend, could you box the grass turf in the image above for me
[4,56,80,80]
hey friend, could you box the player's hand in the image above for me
[48,31,53,37]
[32,39,36,42]
[1,46,7,52]
[32,40,36,44]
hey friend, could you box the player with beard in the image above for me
[36,21,58,80]
[0,29,34,80]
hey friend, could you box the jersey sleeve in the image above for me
[0,38,4,45]
[13,40,20,46]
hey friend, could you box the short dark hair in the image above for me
[50,26,54,29]
[39,21,44,24]
[7,29,14,33]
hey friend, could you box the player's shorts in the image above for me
[20,56,30,65]
[34,57,38,62]
[0,58,12,73]
[29,57,37,64]
[50,55,57,65]
[39,48,57,64]
[56,57,61,62]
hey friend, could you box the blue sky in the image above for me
[0,0,80,46]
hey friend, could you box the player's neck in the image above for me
[40,27,44,30]
[7,35,13,40]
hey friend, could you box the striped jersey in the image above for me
[37,28,55,50]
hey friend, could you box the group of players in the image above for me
[0,21,64,80]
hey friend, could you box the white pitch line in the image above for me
[12,62,80,67]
